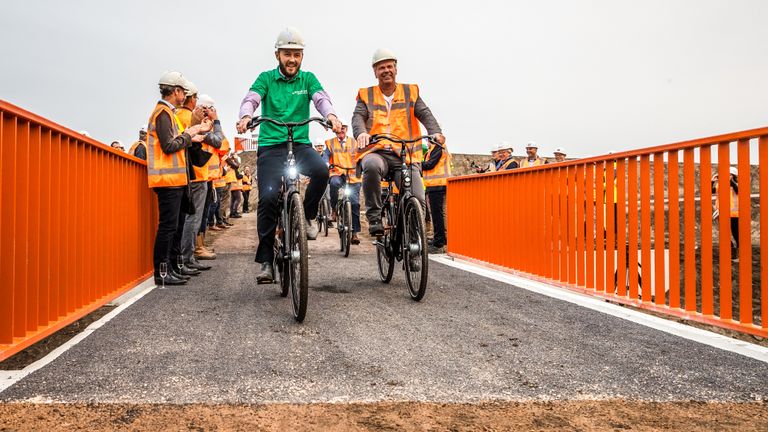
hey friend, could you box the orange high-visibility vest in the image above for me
[326,136,361,184]
[212,176,227,189]
[714,181,739,217]
[128,140,145,155]
[224,166,237,184]
[519,157,545,168]
[176,107,221,183]
[499,158,517,170]
[355,83,423,164]
[209,138,230,181]
[147,102,188,188]
[242,174,252,191]
[423,143,452,188]
[230,174,243,191]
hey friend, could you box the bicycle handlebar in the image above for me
[246,116,332,131]
[329,164,356,171]
[369,133,438,146]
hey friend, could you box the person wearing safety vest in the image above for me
[196,105,229,258]
[326,119,362,244]
[423,139,451,253]
[495,143,518,170]
[176,90,225,267]
[242,166,253,214]
[209,162,230,231]
[128,126,148,160]
[520,141,546,167]
[221,153,239,223]
[147,71,212,286]
[229,166,244,219]
[353,48,445,237]
[712,167,740,260]
[236,27,343,283]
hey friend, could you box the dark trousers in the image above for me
[200,181,214,234]
[153,187,187,273]
[427,187,447,247]
[243,190,251,213]
[255,143,329,263]
[330,176,361,233]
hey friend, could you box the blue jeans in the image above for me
[330,175,361,233]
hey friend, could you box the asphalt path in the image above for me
[2,213,767,403]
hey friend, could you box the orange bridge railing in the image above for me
[0,100,157,361]
[447,127,768,337]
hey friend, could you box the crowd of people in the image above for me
[472,141,568,173]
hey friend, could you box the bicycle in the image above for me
[329,165,357,257]
[316,191,331,237]
[245,115,331,322]
[366,133,437,301]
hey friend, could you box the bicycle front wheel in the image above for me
[322,198,330,237]
[289,193,309,322]
[403,197,428,301]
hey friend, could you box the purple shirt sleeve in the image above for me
[312,90,337,120]
[239,91,262,119]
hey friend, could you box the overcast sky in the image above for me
[1,0,766,157]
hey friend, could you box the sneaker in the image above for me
[368,222,384,237]
[256,262,274,284]
[306,220,319,240]
[209,225,222,231]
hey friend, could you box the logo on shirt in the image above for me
[292,89,308,95]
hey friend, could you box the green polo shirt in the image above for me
[250,68,323,146]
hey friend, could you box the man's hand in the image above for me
[434,133,446,145]
[199,118,213,133]
[328,114,342,133]
[192,106,206,124]
[205,106,218,121]
[237,116,251,134]
[357,133,371,149]
[191,134,206,143]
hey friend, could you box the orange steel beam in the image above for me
[683,149,697,312]
[700,147,714,315]
[717,143,732,320]
[737,139,752,324]
[576,164,586,287]
[595,161,605,292]
[627,157,639,300]
[667,151,680,309]
[605,160,615,295]
[761,135,768,329]
[653,153,666,305]
[640,155,651,303]
[615,159,627,297]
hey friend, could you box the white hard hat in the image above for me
[139,125,147,133]
[313,139,326,150]
[197,94,215,107]
[111,139,123,146]
[275,27,305,50]
[499,141,513,151]
[554,147,566,155]
[184,80,198,97]
[336,117,348,126]
[372,48,397,66]
[158,70,187,88]
[730,166,738,176]
[79,130,91,137]
[525,141,538,149]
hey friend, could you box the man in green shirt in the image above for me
[237,26,342,283]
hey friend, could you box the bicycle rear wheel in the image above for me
[342,200,352,257]
[322,198,330,237]
[403,197,428,301]
[289,193,309,322]
[376,202,395,283]
[274,238,288,297]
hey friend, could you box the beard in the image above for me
[278,58,302,78]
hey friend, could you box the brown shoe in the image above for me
[195,246,217,260]
[216,224,230,230]
[351,233,360,245]
[209,225,222,231]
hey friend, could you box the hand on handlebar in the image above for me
[357,133,371,149]
[236,116,251,134]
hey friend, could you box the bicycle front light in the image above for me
[287,165,298,180]
[344,186,352,197]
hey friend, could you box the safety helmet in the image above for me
[499,141,513,152]
[111,139,123,146]
[730,166,738,176]
[336,117,348,127]
[313,139,326,150]
[553,147,566,155]
[184,80,198,97]
[275,27,305,50]
[139,125,147,133]
[372,48,397,66]
[158,70,187,89]
[79,130,91,137]
[197,94,215,108]
[525,141,538,149]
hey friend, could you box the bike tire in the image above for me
[343,200,352,257]
[337,202,345,252]
[376,202,395,283]
[289,193,309,322]
[403,197,428,301]
[323,198,330,237]
[274,240,288,297]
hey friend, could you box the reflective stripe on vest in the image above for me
[147,102,188,188]
[500,158,516,170]
[326,136,361,184]
[356,83,422,164]
[423,144,451,187]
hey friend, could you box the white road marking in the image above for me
[0,277,156,394]
[431,255,768,364]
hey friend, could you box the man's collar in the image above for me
[275,67,299,82]
[159,100,175,109]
